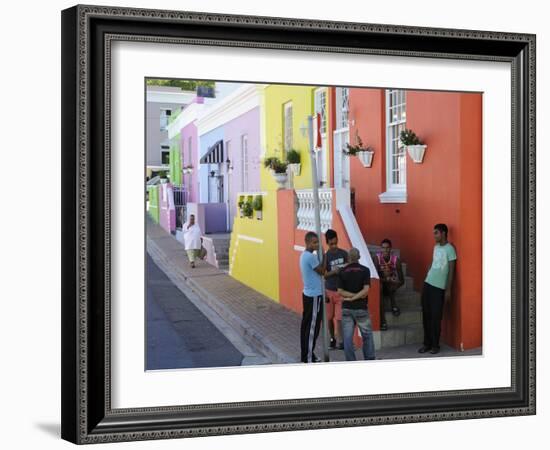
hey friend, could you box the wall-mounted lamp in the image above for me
[299,121,308,138]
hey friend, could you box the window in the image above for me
[335,87,350,130]
[314,88,328,185]
[161,151,170,165]
[314,88,327,134]
[380,89,407,203]
[241,134,249,192]
[283,102,293,153]
[160,108,172,131]
[334,87,351,188]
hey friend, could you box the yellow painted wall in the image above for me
[227,84,332,303]
[228,192,279,301]
[263,84,316,190]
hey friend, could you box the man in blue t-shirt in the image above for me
[299,231,325,363]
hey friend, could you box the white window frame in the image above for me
[314,88,328,186]
[379,89,407,203]
[159,108,172,131]
[333,87,351,189]
[335,87,350,130]
[241,134,249,192]
[283,102,293,155]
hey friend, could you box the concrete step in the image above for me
[392,290,422,309]
[404,275,414,290]
[382,307,422,326]
[380,323,424,348]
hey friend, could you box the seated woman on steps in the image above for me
[373,238,405,331]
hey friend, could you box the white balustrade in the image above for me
[295,189,333,232]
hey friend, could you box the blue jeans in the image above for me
[342,308,376,361]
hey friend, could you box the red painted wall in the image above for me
[277,190,381,337]
[346,88,482,350]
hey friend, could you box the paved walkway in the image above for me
[147,218,481,366]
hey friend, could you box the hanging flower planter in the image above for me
[288,163,301,176]
[263,156,289,190]
[344,131,374,168]
[357,150,375,167]
[286,149,301,176]
[406,144,427,163]
[400,128,427,164]
[273,172,288,189]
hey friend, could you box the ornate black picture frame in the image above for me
[61,4,536,444]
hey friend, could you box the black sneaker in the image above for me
[418,346,431,353]
[336,342,344,350]
[329,338,337,349]
[312,353,322,363]
[430,346,441,354]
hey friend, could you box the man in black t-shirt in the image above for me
[337,248,376,361]
[324,229,348,350]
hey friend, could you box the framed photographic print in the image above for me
[61,4,536,444]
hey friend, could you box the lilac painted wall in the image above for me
[179,122,199,204]
[223,106,261,229]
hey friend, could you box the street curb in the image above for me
[184,277,298,364]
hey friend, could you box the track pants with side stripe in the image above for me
[300,294,323,363]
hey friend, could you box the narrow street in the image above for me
[146,254,244,370]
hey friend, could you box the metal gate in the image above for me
[172,185,188,228]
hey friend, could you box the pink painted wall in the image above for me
[159,182,176,233]
[180,122,199,203]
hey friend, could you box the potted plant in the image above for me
[263,156,279,173]
[237,198,245,217]
[263,156,289,189]
[271,159,289,189]
[252,195,263,220]
[286,149,301,176]
[400,128,427,163]
[242,200,254,218]
[157,169,168,181]
[343,131,374,167]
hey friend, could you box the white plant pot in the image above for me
[273,172,288,189]
[357,151,374,168]
[255,210,263,220]
[288,163,301,176]
[406,144,427,163]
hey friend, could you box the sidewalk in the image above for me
[147,218,482,365]
[147,218,302,364]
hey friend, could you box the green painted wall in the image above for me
[147,185,159,223]
[169,141,182,186]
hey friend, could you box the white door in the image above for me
[333,87,351,189]
[333,128,350,189]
